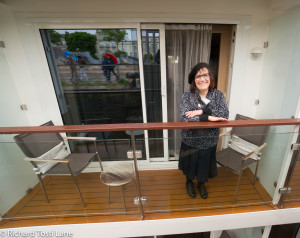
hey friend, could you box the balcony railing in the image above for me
[0,118,299,228]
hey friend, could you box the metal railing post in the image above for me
[131,130,145,220]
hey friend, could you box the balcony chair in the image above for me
[216,114,269,204]
[81,118,117,155]
[13,121,103,208]
[99,150,141,212]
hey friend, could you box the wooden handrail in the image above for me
[0,118,299,134]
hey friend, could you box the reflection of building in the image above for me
[57,33,67,50]
[96,30,138,58]
[49,32,67,51]
[141,30,159,63]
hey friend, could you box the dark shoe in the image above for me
[198,182,208,199]
[186,181,196,198]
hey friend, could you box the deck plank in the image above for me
[0,167,297,229]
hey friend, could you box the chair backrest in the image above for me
[231,114,269,146]
[13,121,63,158]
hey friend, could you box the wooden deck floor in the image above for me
[0,167,284,229]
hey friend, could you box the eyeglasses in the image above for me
[195,73,210,81]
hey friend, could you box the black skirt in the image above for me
[178,141,217,182]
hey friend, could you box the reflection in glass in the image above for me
[141,29,163,158]
[40,29,143,161]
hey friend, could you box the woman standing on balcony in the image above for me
[179,62,229,199]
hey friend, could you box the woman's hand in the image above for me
[185,110,203,118]
[208,116,228,122]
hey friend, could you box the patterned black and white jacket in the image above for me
[179,88,229,149]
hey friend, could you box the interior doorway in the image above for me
[211,24,234,99]
[211,24,234,152]
[165,24,235,159]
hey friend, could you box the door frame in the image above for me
[34,22,170,163]
[140,24,169,162]
[212,24,234,99]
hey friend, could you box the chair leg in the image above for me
[253,160,260,185]
[67,164,85,208]
[94,141,103,171]
[234,170,243,204]
[37,174,49,203]
[121,185,127,212]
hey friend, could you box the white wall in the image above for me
[0,43,29,127]
[0,9,38,214]
[0,140,37,216]
[230,14,269,119]
[1,0,274,123]
[0,3,52,127]
[0,4,40,216]
[255,6,300,198]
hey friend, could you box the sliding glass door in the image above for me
[41,28,144,161]
[40,24,169,162]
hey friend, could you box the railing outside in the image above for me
[0,118,299,221]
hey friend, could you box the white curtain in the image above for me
[165,24,212,156]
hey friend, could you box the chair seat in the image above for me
[45,153,96,176]
[100,161,134,186]
[216,148,256,173]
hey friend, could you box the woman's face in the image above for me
[195,67,210,92]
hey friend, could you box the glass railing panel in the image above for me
[69,130,147,161]
[0,133,141,222]
[282,141,300,206]
[0,124,299,222]
[139,127,298,214]
[260,125,299,209]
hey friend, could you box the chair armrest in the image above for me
[219,129,232,138]
[24,157,70,163]
[242,143,267,161]
[63,136,97,141]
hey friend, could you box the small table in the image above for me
[125,130,145,153]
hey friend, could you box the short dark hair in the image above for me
[188,62,216,93]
